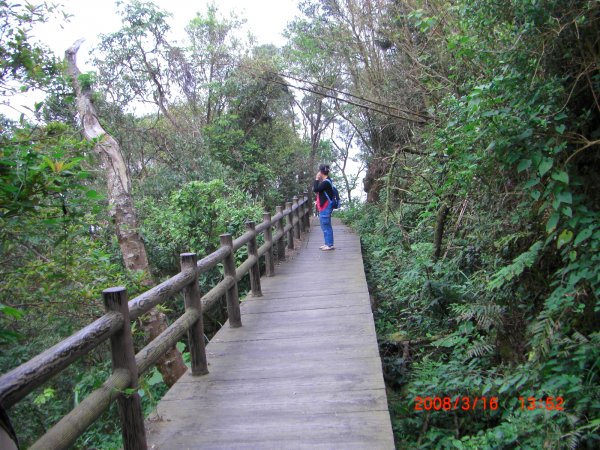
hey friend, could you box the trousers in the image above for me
[319,203,334,246]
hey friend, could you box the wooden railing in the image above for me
[0,193,312,450]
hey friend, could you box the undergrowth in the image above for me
[341,204,599,449]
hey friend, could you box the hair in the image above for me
[319,164,330,175]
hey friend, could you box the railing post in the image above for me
[285,201,294,250]
[293,196,301,240]
[180,253,208,376]
[102,287,147,450]
[303,192,310,229]
[219,233,242,328]
[263,212,275,277]
[298,195,306,234]
[246,221,262,297]
[276,205,286,261]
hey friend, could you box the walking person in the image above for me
[313,164,335,251]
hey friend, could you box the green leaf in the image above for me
[555,124,566,134]
[517,159,531,172]
[569,251,577,262]
[546,212,559,234]
[33,388,55,405]
[538,158,553,177]
[557,191,572,204]
[551,171,569,184]
[0,303,24,319]
[452,439,465,449]
[523,178,539,189]
[573,227,593,246]
[557,230,573,249]
[516,128,533,140]
[85,189,103,199]
[147,368,163,386]
[485,141,496,152]
[530,190,541,201]
[562,206,573,217]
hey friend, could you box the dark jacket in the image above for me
[313,178,334,210]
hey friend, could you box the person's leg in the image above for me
[319,212,328,245]
[321,208,333,247]
[328,205,334,247]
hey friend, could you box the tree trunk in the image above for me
[66,39,187,387]
[363,159,385,203]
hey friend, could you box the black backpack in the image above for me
[324,179,341,209]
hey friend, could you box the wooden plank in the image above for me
[208,320,375,343]
[204,330,379,354]
[155,388,388,415]
[180,355,384,383]
[161,365,384,395]
[237,306,373,324]
[203,339,380,365]
[147,410,394,449]
[248,284,369,298]
[241,301,371,316]
[202,343,382,375]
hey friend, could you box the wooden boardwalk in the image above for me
[146,218,394,449]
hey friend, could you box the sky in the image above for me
[3,0,300,115]
[35,0,300,70]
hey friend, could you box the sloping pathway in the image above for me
[146,218,394,449]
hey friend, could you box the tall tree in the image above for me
[184,5,246,125]
[65,40,187,387]
[284,16,339,186]
[93,0,181,130]
[329,122,365,203]
[205,48,309,205]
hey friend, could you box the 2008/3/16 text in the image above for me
[414,396,499,411]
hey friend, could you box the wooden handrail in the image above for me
[0,313,124,408]
[29,369,131,450]
[0,194,311,450]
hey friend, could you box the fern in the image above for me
[467,340,494,359]
[488,241,543,290]
[528,315,557,361]
[493,231,532,250]
[451,302,504,331]
[431,334,467,348]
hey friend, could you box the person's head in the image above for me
[319,164,330,176]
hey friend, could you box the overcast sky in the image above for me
[2,0,299,116]
[36,0,300,70]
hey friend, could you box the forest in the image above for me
[0,0,598,448]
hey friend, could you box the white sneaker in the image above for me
[320,245,335,251]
